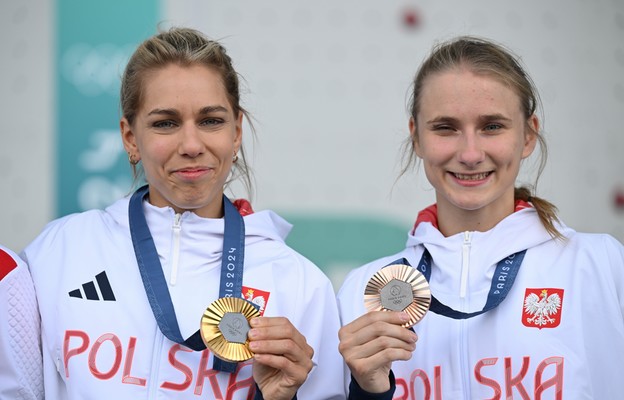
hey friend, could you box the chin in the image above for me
[449,198,490,212]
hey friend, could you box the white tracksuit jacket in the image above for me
[11,196,345,399]
[338,206,624,400]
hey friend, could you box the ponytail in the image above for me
[515,187,564,240]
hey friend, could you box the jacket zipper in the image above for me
[460,231,472,397]
[460,231,471,298]
[150,214,181,395]
[148,327,165,397]
[170,214,182,286]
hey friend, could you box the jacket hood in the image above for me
[105,195,292,247]
[408,207,575,276]
[401,205,577,304]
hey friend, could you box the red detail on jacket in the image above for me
[0,248,18,281]
[413,200,533,233]
[233,199,254,216]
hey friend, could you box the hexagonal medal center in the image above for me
[380,278,413,311]
[218,312,250,344]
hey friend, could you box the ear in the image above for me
[409,117,423,158]
[120,118,140,160]
[234,111,243,153]
[521,114,539,159]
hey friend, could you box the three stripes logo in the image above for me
[69,271,116,301]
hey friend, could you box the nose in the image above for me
[178,124,204,158]
[457,131,484,167]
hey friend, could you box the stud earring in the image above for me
[128,153,139,166]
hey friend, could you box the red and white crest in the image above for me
[241,286,270,316]
[522,288,564,329]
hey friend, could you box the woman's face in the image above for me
[411,68,537,228]
[121,64,242,218]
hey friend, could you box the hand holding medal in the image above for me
[200,297,260,362]
[337,259,430,394]
[338,259,428,394]
[364,259,431,328]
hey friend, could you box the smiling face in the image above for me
[411,68,537,234]
[121,64,242,218]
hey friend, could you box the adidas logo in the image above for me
[69,271,116,301]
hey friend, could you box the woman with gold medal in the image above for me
[337,36,624,399]
[11,27,345,399]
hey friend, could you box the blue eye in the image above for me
[153,120,177,129]
[201,118,224,126]
[484,123,502,131]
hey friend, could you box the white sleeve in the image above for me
[336,268,369,395]
[291,258,347,400]
[604,235,624,319]
[0,246,43,400]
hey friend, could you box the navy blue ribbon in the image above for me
[390,247,526,319]
[128,185,245,372]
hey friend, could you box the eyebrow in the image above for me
[478,113,512,123]
[199,105,229,114]
[147,105,229,117]
[426,114,512,125]
[426,116,459,125]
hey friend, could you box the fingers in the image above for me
[252,350,312,380]
[342,333,417,361]
[341,309,411,333]
[338,311,418,393]
[249,317,313,400]
[248,317,314,362]
[339,311,418,352]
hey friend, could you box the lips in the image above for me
[173,167,213,180]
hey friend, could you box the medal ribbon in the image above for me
[129,184,244,372]
[406,247,526,319]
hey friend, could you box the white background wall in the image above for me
[1,0,54,253]
[2,0,623,260]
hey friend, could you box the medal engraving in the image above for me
[380,279,413,311]
[365,263,431,327]
[219,312,250,344]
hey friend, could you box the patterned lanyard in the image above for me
[128,184,245,372]
[416,248,526,319]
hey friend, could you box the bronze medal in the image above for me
[364,263,431,328]
[200,297,260,362]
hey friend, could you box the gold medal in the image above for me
[200,297,260,362]
[364,263,431,328]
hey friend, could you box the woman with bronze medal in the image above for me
[337,37,624,399]
[13,28,345,399]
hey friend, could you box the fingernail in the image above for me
[249,341,258,350]
[248,329,257,339]
[399,312,410,322]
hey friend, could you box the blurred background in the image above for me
[2,0,623,289]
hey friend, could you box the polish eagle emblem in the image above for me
[241,286,270,316]
[522,288,564,329]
